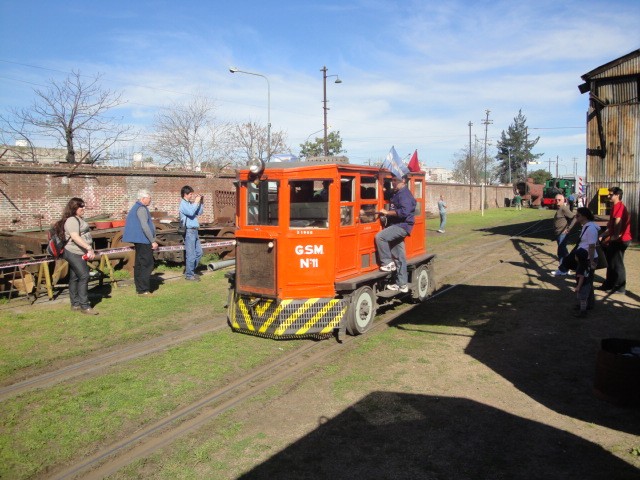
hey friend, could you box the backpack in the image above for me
[46,217,81,258]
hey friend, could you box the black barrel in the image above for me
[593,338,640,407]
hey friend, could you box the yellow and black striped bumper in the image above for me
[227,291,348,339]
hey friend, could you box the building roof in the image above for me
[580,49,640,81]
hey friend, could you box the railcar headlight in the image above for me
[248,158,265,176]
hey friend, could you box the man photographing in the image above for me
[179,185,204,281]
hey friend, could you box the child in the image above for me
[572,207,598,317]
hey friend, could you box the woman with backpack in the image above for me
[53,197,98,315]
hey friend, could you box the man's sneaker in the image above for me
[551,269,568,276]
[386,284,409,293]
[185,276,201,282]
[380,262,396,272]
[437,229,445,233]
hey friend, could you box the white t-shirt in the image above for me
[578,221,599,257]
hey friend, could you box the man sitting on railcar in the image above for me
[375,175,417,293]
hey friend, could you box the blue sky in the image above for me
[1,0,638,175]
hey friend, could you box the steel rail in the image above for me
[35,219,551,479]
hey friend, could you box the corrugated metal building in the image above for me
[579,49,639,241]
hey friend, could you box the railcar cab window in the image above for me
[340,176,355,226]
[359,176,378,224]
[289,180,329,228]
[382,178,393,205]
[413,179,424,215]
[246,178,280,226]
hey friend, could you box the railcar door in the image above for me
[335,174,382,280]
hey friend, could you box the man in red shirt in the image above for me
[599,187,632,294]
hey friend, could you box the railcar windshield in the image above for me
[246,179,280,226]
[289,180,330,228]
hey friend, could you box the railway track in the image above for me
[0,320,225,402]
[46,222,556,479]
[5,220,556,479]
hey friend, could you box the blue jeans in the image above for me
[439,212,446,230]
[184,228,203,278]
[556,233,569,271]
[62,250,91,309]
[375,224,409,286]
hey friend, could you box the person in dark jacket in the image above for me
[551,193,577,276]
[375,175,416,293]
[123,189,158,296]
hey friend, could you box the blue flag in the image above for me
[382,146,409,178]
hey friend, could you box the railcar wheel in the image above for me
[346,286,376,335]
[411,263,434,303]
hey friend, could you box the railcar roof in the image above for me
[239,161,424,177]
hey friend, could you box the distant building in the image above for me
[0,142,66,164]
[579,49,639,240]
[424,166,454,183]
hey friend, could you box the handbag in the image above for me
[177,217,186,236]
[595,243,607,270]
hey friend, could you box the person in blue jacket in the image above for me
[179,185,204,281]
[375,175,416,293]
[123,189,158,295]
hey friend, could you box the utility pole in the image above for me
[547,158,553,174]
[481,109,492,217]
[555,155,559,178]
[468,121,473,210]
[481,109,493,185]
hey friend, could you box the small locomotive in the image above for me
[226,158,435,340]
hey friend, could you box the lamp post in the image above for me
[507,147,512,184]
[229,67,271,162]
[306,127,327,143]
[321,66,342,157]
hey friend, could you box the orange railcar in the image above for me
[226,160,435,340]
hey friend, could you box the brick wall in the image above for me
[0,165,517,231]
[425,182,515,215]
[0,165,235,231]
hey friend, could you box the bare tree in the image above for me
[149,97,233,172]
[0,70,134,163]
[450,141,487,184]
[227,121,289,163]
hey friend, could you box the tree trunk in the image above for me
[65,129,76,163]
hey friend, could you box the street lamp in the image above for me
[229,66,271,162]
[306,127,329,143]
[321,66,342,157]
[507,147,512,184]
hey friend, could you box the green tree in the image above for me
[494,110,543,183]
[529,168,552,185]
[299,130,345,158]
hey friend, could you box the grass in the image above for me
[0,270,230,383]
[0,332,297,479]
[2,207,620,479]
[0,268,299,480]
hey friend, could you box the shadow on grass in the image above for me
[239,391,639,480]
